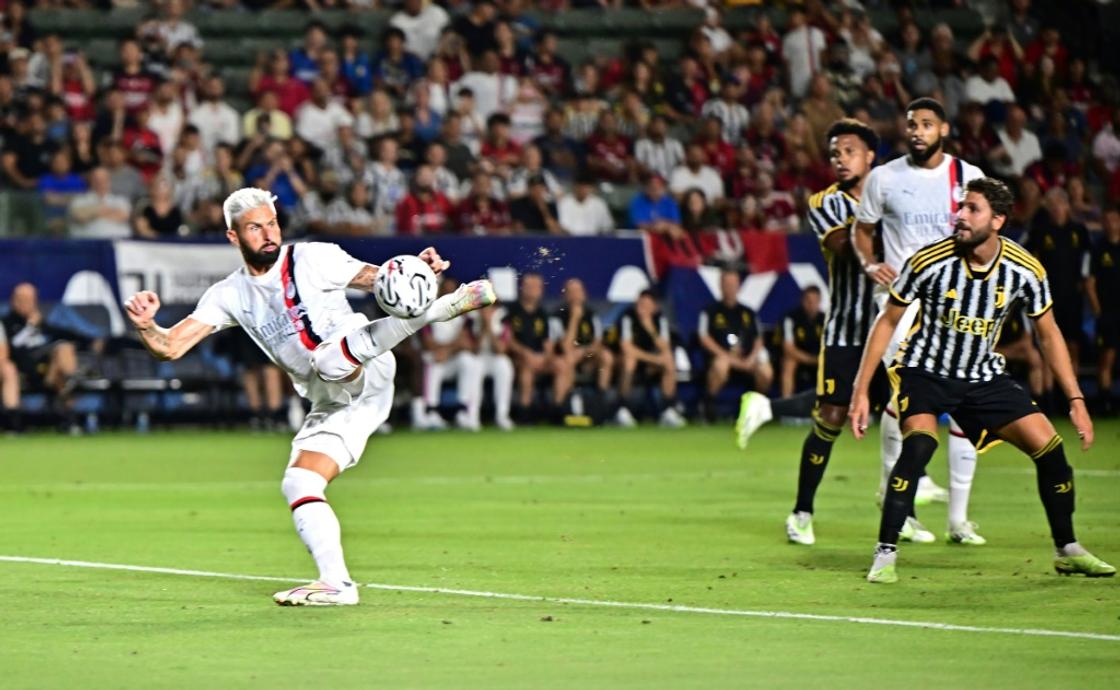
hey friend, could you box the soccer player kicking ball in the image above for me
[736,119,880,545]
[124,188,497,605]
[850,178,1114,584]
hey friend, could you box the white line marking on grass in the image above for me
[2,555,1117,643]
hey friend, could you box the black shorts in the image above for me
[891,367,1039,452]
[816,345,889,409]
[1096,314,1120,350]
[11,343,58,382]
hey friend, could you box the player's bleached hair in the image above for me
[223,187,278,230]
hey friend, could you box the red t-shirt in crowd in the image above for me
[585,132,631,182]
[456,196,511,235]
[480,139,522,167]
[255,75,311,116]
[110,69,158,114]
[396,192,454,235]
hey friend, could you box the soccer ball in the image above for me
[374,254,438,318]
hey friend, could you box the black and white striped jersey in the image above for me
[700,98,751,145]
[807,183,877,347]
[888,237,1053,381]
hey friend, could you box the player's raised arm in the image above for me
[1033,309,1093,450]
[849,301,905,438]
[124,290,215,361]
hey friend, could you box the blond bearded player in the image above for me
[124,188,496,605]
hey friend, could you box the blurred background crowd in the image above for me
[1,0,1119,432]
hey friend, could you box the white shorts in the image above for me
[874,286,920,369]
[288,351,397,473]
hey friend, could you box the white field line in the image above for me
[1,555,1117,643]
[2,467,1118,493]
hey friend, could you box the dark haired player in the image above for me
[853,97,987,545]
[736,119,885,544]
[851,178,1114,583]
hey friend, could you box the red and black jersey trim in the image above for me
[280,246,323,351]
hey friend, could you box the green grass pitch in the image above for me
[1,421,1118,689]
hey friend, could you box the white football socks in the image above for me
[947,422,978,527]
[281,467,352,586]
[314,291,463,381]
[879,409,903,495]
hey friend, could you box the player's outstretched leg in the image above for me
[314,280,497,382]
[735,390,814,450]
[786,409,843,545]
[946,420,985,545]
[1028,436,1116,578]
[868,429,939,583]
[273,465,359,605]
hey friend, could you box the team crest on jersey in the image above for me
[1104,253,1114,268]
[995,286,1007,308]
[285,281,296,300]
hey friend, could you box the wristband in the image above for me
[1069,396,1085,403]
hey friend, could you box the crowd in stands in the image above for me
[2,0,1120,428]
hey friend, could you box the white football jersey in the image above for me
[856,154,984,270]
[190,242,369,397]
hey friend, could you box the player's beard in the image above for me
[837,173,862,192]
[908,134,943,164]
[954,222,991,249]
[240,242,281,271]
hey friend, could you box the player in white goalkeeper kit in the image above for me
[123,188,496,606]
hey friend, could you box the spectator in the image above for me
[507,144,562,201]
[523,30,569,99]
[2,109,54,190]
[338,27,373,98]
[967,25,1023,90]
[436,112,476,181]
[996,104,1042,179]
[396,165,455,236]
[493,21,526,78]
[479,112,522,173]
[780,286,824,398]
[455,50,517,123]
[67,121,97,175]
[189,76,240,157]
[134,176,184,238]
[629,173,682,237]
[744,101,787,171]
[244,140,309,216]
[701,79,749,146]
[38,148,87,233]
[1087,207,1120,412]
[1024,27,1068,80]
[533,107,581,183]
[557,174,613,236]
[93,88,131,149]
[670,144,724,205]
[108,38,158,115]
[781,7,827,99]
[223,328,287,431]
[635,115,685,181]
[423,142,461,203]
[242,92,292,144]
[957,103,1004,173]
[839,9,885,79]
[698,269,772,416]
[456,171,511,235]
[800,75,845,154]
[1024,141,1077,195]
[252,50,310,118]
[1,283,82,428]
[323,179,375,236]
[550,277,614,414]
[67,167,131,239]
[0,318,19,432]
[1091,107,1120,179]
[355,88,400,140]
[122,105,163,182]
[150,0,202,56]
[616,290,685,428]
[1025,187,1090,373]
[363,136,408,233]
[507,78,546,146]
[101,139,146,203]
[390,0,450,61]
[694,115,737,178]
[470,304,515,430]
[290,21,328,84]
[1068,176,1102,233]
[50,47,96,124]
[295,78,354,155]
[452,0,498,59]
[147,80,184,158]
[510,175,561,234]
[823,42,862,113]
[964,56,1016,108]
[419,276,483,431]
[504,272,558,421]
[1005,0,1040,48]
[750,171,799,234]
[372,27,425,100]
[409,80,443,143]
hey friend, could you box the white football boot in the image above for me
[273,580,359,606]
[899,516,936,543]
[735,392,773,450]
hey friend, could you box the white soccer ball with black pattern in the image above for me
[374,254,438,318]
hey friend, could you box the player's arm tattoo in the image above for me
[348,264,379,292]
[136,325,173,359]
